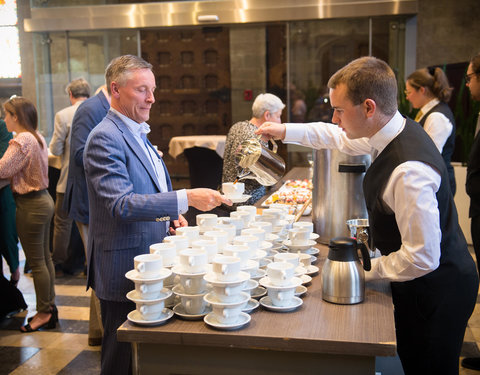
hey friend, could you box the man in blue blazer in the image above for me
[84,55,231,375]
[63,85,110,346]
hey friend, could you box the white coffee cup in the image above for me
[263,208,285,221]
[266,262,294,286]
[292,221,314,233]
[260,214,279,226]
[136,300,165,320]
[134,254,163,279]
[274,252,300,267]
[222,244,251,266]
[233,235,259,256]
[230,211,251,226]
[222,182,244,199]
[202,230,229,251]
[211,304,243,324]
[192,239,218,263]
[268,287,295,307]
[176,226,201,246]
[213,223,236,242]
[149,242,177,267]
[241,227,266,242]
[298,253,312,268]
[134,280,164,300]
[219,217,244,234]
[288,228,311,245]
[211,255,241,282]
[163,235,189,254]
[236,205,257,220]
[178,273,207,294]
[180,294,207,315]
[196,213,218,230]
[210,282,246,302]
[179,248,208,274]
[252,221,273,234]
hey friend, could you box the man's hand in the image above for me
[255,122,287,141]
[169,214,188,235]
[186,188,232,211]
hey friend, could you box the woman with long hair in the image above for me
[406,67,457,195]
[0,97,56,332]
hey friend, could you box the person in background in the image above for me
[461,51,480,372]
[222,93,285,207]
[83,55,231,374]
[49,78,90,277]
[63,84,110,347]
[405,66,457,195]
[0,116,20,286]
[0,97,56,332]
[256,56,478,375]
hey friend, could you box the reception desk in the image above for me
[117,168,396,375]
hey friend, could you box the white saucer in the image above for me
[242,298,260,313]
[249,268,267,281]
[127,308,174,326]
[310,233,320,241]
[305,247,320,256]
[221,194,251,203]
[260,296,303,312]
[259,276,303,290]
[204,311,251,330]
[300,274,312,285]
[204,271,250,286]
[241,259,260,272]
[251,286,267,299]
[173,303,211,320]
[259,257,272,269]
[242,278,259,292]
[126,289,172,303]
[250,249,267,261]
[294,285,308,297]
[172,284,208,297]
[282,240,317,251]
[294,266,308,277]
[204,291,250,307]
[125,268,172,282]
[304,265,319,275]
[171,265,207,277]
[265,233,279,242]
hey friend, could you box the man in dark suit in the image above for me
[63,85,110,346]
[83,55,231,375]
[461,52,480,371]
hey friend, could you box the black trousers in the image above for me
[99,298,135,375]
[472,215,480,276]
[392,271,478,375]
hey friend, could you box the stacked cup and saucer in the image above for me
[282,226,318,256]
[125,253,174,326]
[171,248,211,320]
[259,261,303,312]
[273,252,311,292]
[203,255,252,330]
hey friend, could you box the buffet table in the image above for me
[168,135,226,159]
[117,168,396,375]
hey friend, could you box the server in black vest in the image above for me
[406,67,457,195]
[256,56,479,375]
[461,52,480,371]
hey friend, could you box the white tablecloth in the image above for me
[168,135,226,158]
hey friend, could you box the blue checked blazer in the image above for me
[84,110,178,302]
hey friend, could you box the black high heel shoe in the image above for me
[21,313,56,333]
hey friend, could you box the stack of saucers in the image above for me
[171,248,210,320]
[259,262,303,312]
[125,253,174,326]
[203,255,252,330]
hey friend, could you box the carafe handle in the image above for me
[358,242,371,271]
[256,133,278,153]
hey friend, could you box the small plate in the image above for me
[259,296,303,312]
[294,266,308,277]
[259,276,303,290]
[310,233,319,240]
[171,265,207,277]
[126,289,172,303]
[305,247,320,256]
[282,240,317,251]
[250,286,267,299]
[305,265,319,275]
[242,298,260,313]
[300,274,312,285]
[204,271,250,286]
[294,285,308,297]
[125,268,172,282]
[127,308,174,326]
[204,311,251,330]
[265,233,279,242]
[249,268,267,281]
[173,303,211,320]
[221,194,251,203]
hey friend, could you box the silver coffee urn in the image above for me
[312,149,371,244]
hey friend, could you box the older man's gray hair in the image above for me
[66,78,91,99]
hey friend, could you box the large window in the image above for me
[0,0,21,79]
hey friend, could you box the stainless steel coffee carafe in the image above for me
[322,237,371,305]
[234,137,285,186]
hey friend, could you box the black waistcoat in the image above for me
[418,102,456,194]
[363,118,471,285]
